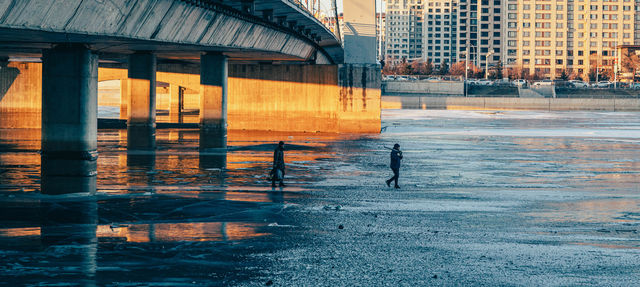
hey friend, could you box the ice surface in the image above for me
[2,110,640,285]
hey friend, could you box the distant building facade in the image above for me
[512,0,638,80]
[455,0,504,69]
[424,0,458,67]
[385,0,425,64]
[377,12,387,61]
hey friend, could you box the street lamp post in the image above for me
[465,46,469,80]
[485,51,494,80]
[614,41,618,89]
[464,47,469,97]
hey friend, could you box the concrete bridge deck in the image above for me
[0,0,341,64]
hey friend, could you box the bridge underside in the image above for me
[0,27,313,64]
[0,0,341,64]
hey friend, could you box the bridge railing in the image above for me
[286,0,338,38]
[180,0,336,62]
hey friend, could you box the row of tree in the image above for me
[382,58,450,76]
[382,58,504,79]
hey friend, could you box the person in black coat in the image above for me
[272,141,286,187]
[386,143,403,189]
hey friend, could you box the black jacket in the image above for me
[390,148,403,169]
[273,147,285,170]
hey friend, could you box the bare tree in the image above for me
[448,61,466,76]
[396,58,409,75]
[622,52,640,81]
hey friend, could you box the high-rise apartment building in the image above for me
[455,0,504,69]
[502,0,518,67]
[513,0,637,79]
[385,0,425,64]
[424,0,458,67]
[377,12,387,61]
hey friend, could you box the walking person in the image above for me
[272,141,286,188]
[386,143,403,189]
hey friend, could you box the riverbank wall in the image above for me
[382,96,640,111]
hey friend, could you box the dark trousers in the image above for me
[388,168,399,187]
[272,168,284,186]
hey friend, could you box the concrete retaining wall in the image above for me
[556,87,640,98]
[382,96,640,111]
[469,85,518,97]
[383,81,463,95]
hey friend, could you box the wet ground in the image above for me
[1,110,640,286]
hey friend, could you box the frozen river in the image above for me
[1,110,639,285]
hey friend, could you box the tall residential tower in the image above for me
[514,0,638,79]
[385,0,425,64]
[424,0,459,67]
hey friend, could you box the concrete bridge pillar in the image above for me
[169,84,184,123]
[199,52,228,149]
[338,0,382,133]
[120,79,128,120]
[41,44,98,194]
[127,52,156,150]
[343,0,377,64]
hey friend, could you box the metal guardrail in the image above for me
[288,0,316,16]
[179,0,335,63]
[286,0,341,42]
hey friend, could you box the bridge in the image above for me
[0,0,380,194]
[0,0,342,63]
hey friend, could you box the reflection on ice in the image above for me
[527,199,640,224]
[96,222,270,243]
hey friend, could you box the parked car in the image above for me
[532,79,554,86]
[568,80,588,88]
[476,79,493,86]
[630,82,640,89]
[553,80,573,87]
[512,79,527,86]
[396,76,409,81]
[596,81,613,88]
